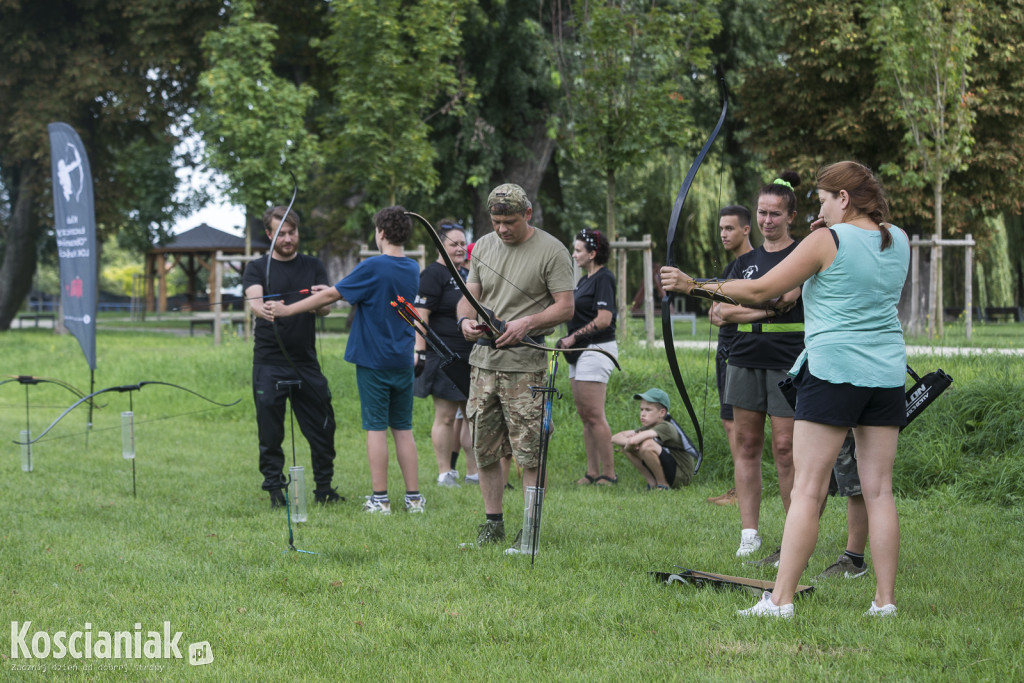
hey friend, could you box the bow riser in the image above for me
[407,211,621,371]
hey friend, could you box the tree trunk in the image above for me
[0,162,42,331]
[475,121,556,232]
[606,168,628,335]
[932,178,944,339]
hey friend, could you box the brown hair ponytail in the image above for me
[816,162,893,250]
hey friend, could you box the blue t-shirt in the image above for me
[791,224,909,387]
[335,255,420,370]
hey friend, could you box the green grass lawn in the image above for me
[1,330,1022,680]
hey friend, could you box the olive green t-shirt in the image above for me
[467,227,574,372]
[653,420,693,488]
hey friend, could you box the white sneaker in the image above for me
[863,601,897,617]
[464,474,480,485]
[736,529,761,557]
[449,469,460,480]
[437,471,460,487]
[737,591,794,619]
[405,496,426,513]
[362,496,391,514]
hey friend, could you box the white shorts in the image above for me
[567,341,618,384]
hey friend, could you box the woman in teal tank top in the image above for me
[661,161,909,620]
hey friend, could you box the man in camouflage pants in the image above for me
[456,183,575,551]
[817,430,870,578]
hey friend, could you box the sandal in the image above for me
[575,474,597,485]
[594,475,618,485]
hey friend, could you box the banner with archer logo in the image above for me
[48,122,97,370]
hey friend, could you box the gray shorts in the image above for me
[828,430,861,497]
[723,366,795,417]
[716,351,733,421]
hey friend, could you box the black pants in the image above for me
[253,364,337,493]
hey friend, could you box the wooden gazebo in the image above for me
[144,223,269,313]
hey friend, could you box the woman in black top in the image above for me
[414,219,477,487]
[716,172,805,560]
[559,229,619,485]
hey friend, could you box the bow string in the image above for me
[263,172,334,426]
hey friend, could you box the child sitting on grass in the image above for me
[612,388,698,490]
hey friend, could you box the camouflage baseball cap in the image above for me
[486,183,532,215]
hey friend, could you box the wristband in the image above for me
[456,316,470,330]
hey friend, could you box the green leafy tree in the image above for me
[195,0,322,233]
[319,0,470,220]
[946,0,1024,311]
[735,0,1024,320]
[737,1,903,223]
[428,0,562,232]
[0,0,221,330]
[868,0,979,337]
[550,0,719,242]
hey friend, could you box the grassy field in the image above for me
[1,329,1022,680]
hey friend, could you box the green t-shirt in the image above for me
[652,420,693,488]
[467,227,575,372]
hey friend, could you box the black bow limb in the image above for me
[13,381,242,445]
[660,70,730,464]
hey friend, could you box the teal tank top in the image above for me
[789,223,909,387]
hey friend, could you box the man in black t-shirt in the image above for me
[241,206,340,509]
[707,205,753,506]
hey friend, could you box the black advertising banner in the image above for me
[48,122,97,370]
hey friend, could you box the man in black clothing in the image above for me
[241,206,340,508]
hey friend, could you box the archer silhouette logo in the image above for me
[66,277,84,298]
[188,641,213,666]
[56,142,84,202]
[742,265,759,279]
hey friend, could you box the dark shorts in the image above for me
[828,430,861,497]
[356,366,414,431]
[794,367,907,428]
[414,352,469,402]
[716,352,733,420]
[658,448,678,487]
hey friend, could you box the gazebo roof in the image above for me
[150,223,270,254]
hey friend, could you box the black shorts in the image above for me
[794,366,907,428]
[413,352,469,402]
[658,448,678,487]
